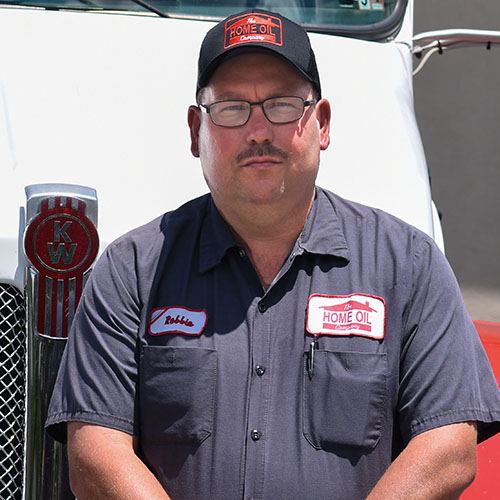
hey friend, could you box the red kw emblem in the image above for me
[24,196,99,339]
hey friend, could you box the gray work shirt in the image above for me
[47,187,500,500]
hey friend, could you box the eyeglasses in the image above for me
[199,96,317,128]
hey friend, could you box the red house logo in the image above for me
[224,13,283,49]
[321,300,376,333]
[307,294,386,340]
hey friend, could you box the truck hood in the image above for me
[0,6,431,289]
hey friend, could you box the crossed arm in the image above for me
[67,421,477,500]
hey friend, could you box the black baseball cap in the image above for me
[197,9,321,98]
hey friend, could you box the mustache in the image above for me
[236,144,289,163]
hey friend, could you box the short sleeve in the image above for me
[398,237,500,444]
[46,237,142,442]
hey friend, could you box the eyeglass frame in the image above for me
[198,96,317,128]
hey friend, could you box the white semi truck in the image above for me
[0,0,499,498]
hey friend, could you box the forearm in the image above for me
[366,422,477,500]
[68,422,170,500]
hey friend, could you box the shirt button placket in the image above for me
[244,298,271,500]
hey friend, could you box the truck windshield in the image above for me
[0,0,407,39]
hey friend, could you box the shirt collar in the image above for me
[199,187,350,273]
[296,187,350,261]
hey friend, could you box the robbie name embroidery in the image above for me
[149,306,208,336]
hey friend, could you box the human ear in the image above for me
[316,99,331,151]
[188,105,201,158]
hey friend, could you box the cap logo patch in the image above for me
[307,293,386,340]
[224,13,283,49]
[149,306,208,336]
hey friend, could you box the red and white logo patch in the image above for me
[306,294,386,340]
[224,13,283,49]
[149,306,208,336]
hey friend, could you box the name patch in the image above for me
[149,306,208,336]
[307,294,386,340]
[224,13,283,49]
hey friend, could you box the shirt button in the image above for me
[258,302,267,313]
[250,429,261,441]
[239,248,246,258]
[255,365,266,376]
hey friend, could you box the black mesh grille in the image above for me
[0,284,26,500]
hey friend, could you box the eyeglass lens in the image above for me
[207,97,310,127]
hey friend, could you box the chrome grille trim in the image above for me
[0,283,26,500]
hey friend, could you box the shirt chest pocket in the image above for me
[303,350,388,451]
[139,346,217,444]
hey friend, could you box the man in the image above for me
[47,9,500,500]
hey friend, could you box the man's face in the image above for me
[188,52,330,215]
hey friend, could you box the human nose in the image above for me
[245,103,274,144]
